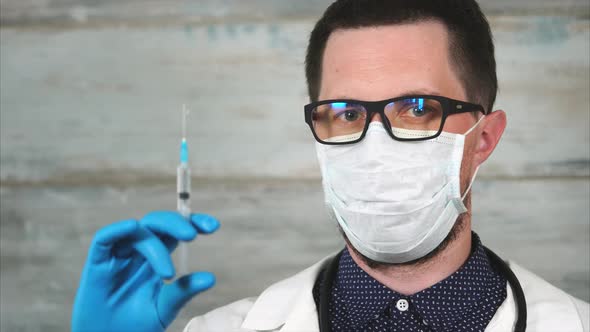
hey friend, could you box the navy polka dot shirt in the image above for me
[313,233,507,331]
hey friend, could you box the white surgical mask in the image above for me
[316,118,483,263]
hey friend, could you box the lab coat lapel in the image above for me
[279,282,321,332]
[241,254,335,332]
[485,281,516,332]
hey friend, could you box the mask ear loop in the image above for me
[464,115,485,136]
[461,115,485,200]
[462,166,479,200]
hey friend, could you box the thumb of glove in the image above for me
[156,272,216,328]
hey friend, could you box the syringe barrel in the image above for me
[177,164,191,193]
[177,164,191,217]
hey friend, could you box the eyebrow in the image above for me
[401,89,442,97]
[331,89,443,100]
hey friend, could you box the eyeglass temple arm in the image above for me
[448,100,487,115]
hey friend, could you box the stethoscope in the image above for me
[318,247,527,332]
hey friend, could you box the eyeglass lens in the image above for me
[311,97,443,142]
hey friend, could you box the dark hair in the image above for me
[305,0,497,112]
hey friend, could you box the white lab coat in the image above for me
[184,254,590,332]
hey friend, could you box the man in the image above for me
[72,1,589,331]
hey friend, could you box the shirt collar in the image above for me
[333,232,505,330]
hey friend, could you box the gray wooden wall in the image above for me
[1,1,588,331]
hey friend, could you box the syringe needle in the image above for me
[182,104,189,140]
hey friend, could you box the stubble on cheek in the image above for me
[459,133,479,197]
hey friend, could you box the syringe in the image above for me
[177,104,191,275]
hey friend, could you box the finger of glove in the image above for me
[161,234,179,254]
[132,227,175,279]
[190,214,220,234]
[140,211,197,242]
[90,219,139,263]
[157,272,216,328]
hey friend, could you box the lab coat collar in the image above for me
[241,253,334,331]
[240,255,520,332]
[241,257,583,332]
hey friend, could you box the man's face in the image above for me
[319,20,493,194]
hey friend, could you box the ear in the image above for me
[473,110,507,167]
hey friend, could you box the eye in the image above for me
[343,110,361,121]
[411,106,428,117]
[334,108,365,122]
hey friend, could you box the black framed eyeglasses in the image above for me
[304,95,487,145]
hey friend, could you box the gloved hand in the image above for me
[71,211,220,332]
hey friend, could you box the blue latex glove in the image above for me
[72,211,220,332]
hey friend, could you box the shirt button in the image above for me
[396,299,409,312]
